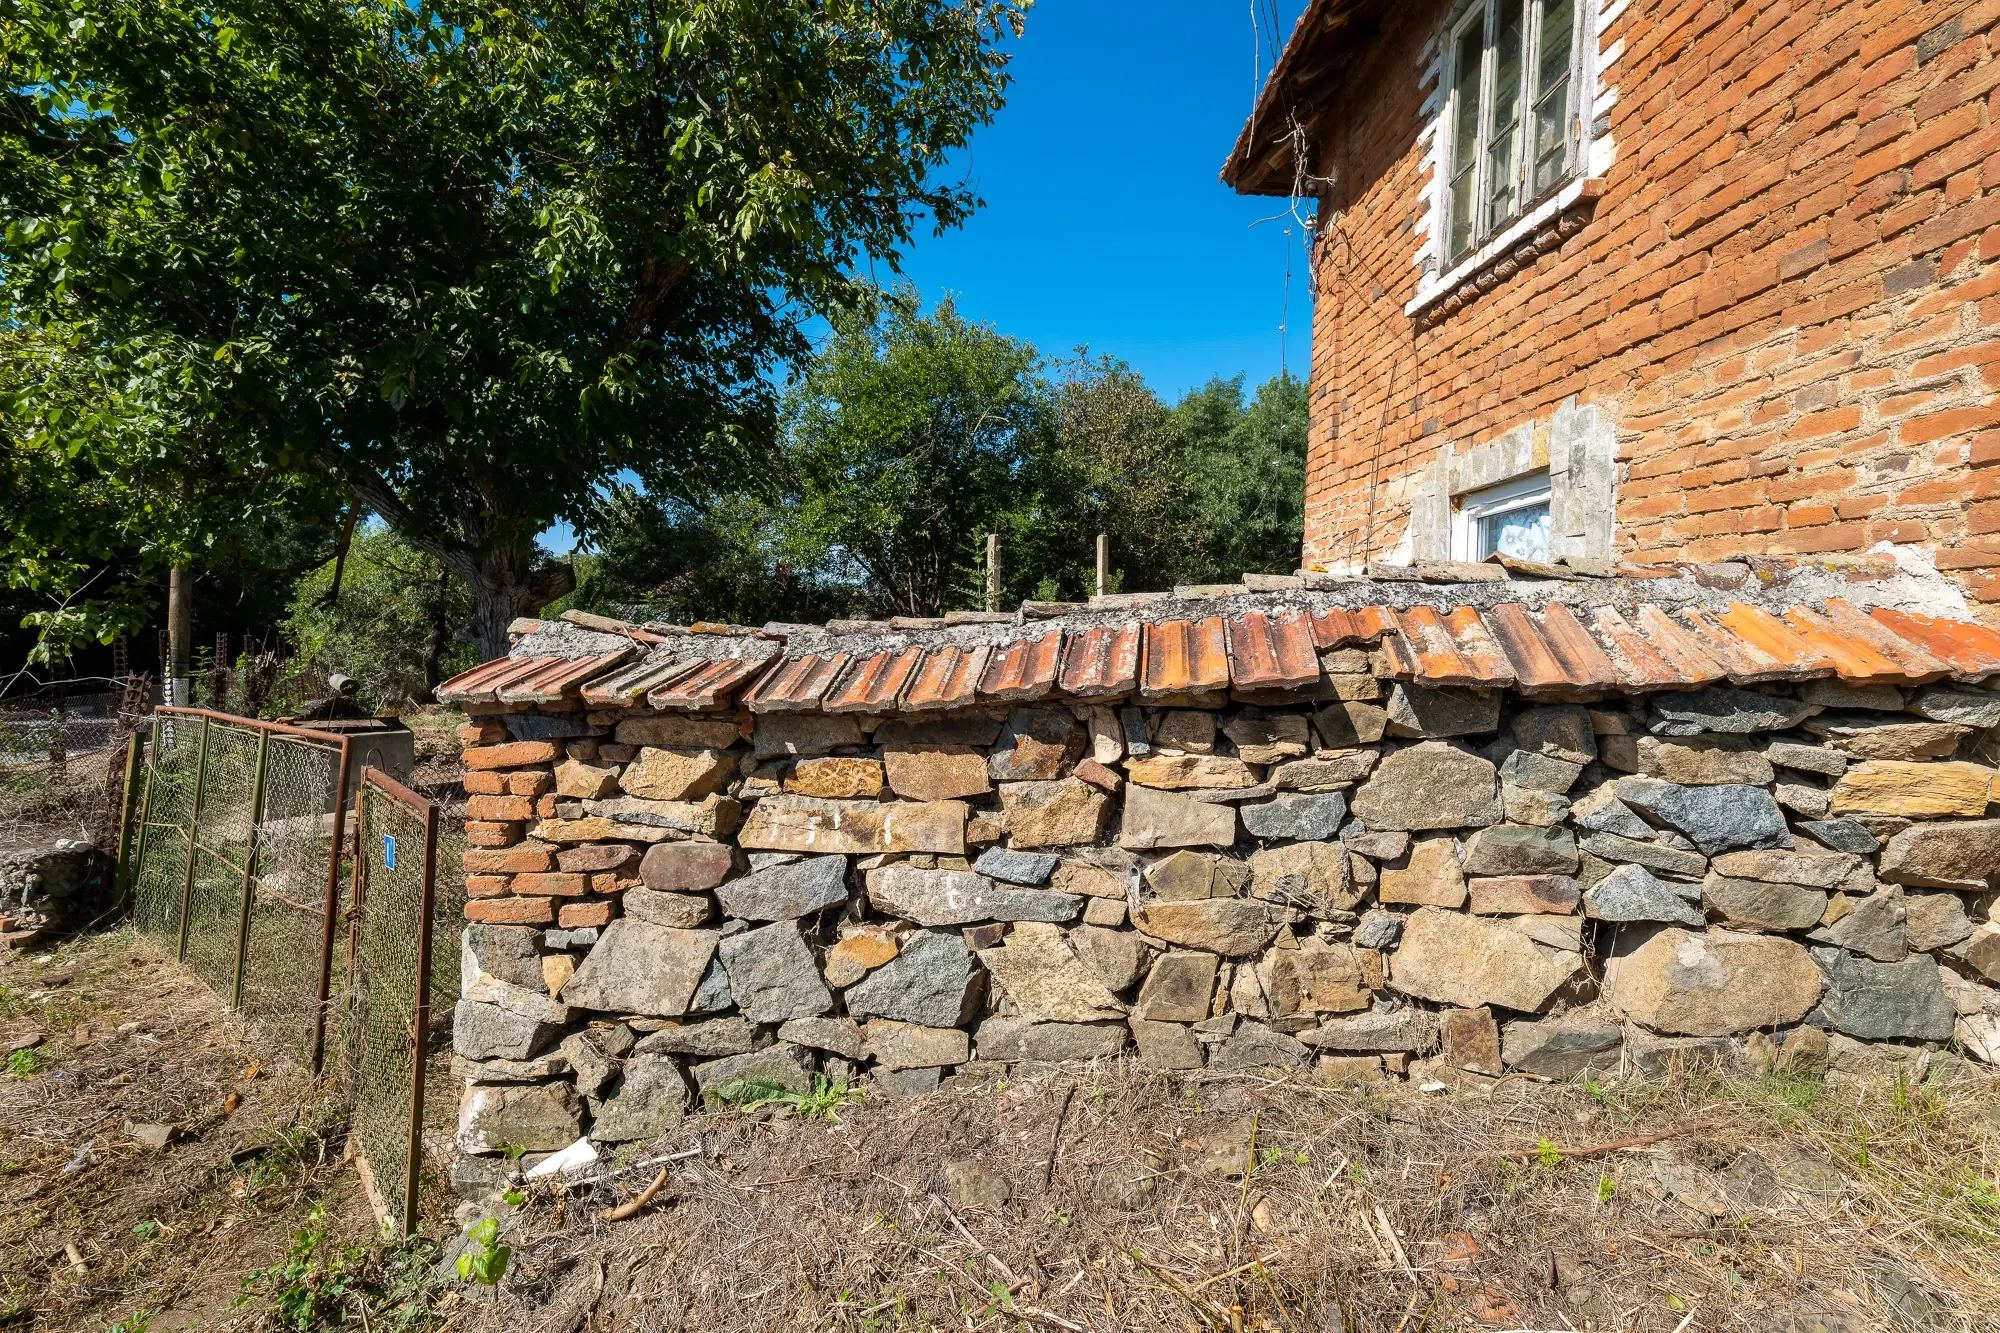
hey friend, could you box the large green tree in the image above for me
[2,0,1024,657]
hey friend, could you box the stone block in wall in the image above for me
[718,920,833,1023]
[844,929,981,1027]
[1350,744,1500,831]
[752,714,865,759]
[824,929,900,987]
[977,922,1125,1022]
[716,854,848,921]
[1647,689,1816,737]
[589,1055,689,1142]
[1636,736,1775,786]
[1908,687,2000,728]
[1510,705,1596,765]
[455,998,561,1062]
[463,842,556,874]
[1767,742,1847,777]
[1128,1018,1204,1068]
[1499,1016,1622,1078]
[557,900,614,929]
[1223,714,1310,764]
[1709,848,1859,889]
[865,866,1082,926]
[1701,875,1828,931]
[999,778,1111,846]
[1242,792,1347,841]
[976,1016,1129,1062]
[1118,786,1237,849]
[1133,950,1219,1021]
[777,1016,866,1059]
[739,795,967,855]
[623,889,714,928]
[638,842,735,892]
[1384,685,1500,739]
[1602,928,1822,1036]
[556,843,642,875]
[1301,1004,1438,1054]
[691,1044,816,1100]
[862,1021,970,1071]
[621,747,735,802]
[1386,907,1581,1013]
[1467,875,1580,916]
[1126,754,1259,790]
[1070,925,1151,992]
[1804,715,1972,761]
[465,820,526,848]
[1810,885,1908,962]
[456,1083,582,1155]
[1130,898,1286,956]
[1209,1022,1310,1071]
[1310,702,1389,747]
[634,1016,757,1058]
[988,709,1084,780]
[882,746,991,801]
[1809,947,1956,1043]
[1904,891,1973,953]
[617,715,741,749]
[785,757,885,799]
[561,920,719,1016]
[1440,1006,1501,1075]
[1831,761,1993,818]
[1460,824,1579,876]
[1377,838,1465,907]
[1878,819,2000,890]
[1615,780,1789,855]
[1268,939,1373,1015]
[1583,864,1704,926]
[1247,842,1359,913]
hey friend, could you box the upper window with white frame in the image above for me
[1443,0,1583,265]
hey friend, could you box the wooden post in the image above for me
[984,532,1000,613]
[167,565,194,708]
[1095,532,1109,599]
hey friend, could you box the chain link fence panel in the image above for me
[345,772,439,1236]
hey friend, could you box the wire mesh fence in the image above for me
[127,710,352,1068]
[123,713,450,1235]
[344,771,440,1237]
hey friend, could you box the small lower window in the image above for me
[1457,472,1552,562]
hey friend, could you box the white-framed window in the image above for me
[1455,471,1553,562]
[1442,0,1583,265]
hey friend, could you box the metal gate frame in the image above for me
[122,707,354,1072]
[346,766,441,1237]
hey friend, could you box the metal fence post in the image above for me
[175,715,213,963]
[230,729,273,1010]
[113,728,145,906]
[401,794,440,1236]
[309,737,354,1077]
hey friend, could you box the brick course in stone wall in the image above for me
[449,673,2000,1170]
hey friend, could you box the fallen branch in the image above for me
[598,1166,670,1222]
[1188,1250,1285,1292]
[1040,1085,1074,1192]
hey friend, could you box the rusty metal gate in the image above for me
[122,713,454,1235]
[343,767,442,1236]
[126,708,352,1070]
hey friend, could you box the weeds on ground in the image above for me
[234,1206,445,1333]
[709,1075,864,1122]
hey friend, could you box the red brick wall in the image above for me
[1301,0,2000,610]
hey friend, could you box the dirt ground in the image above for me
[6,931,2000,1333]
[0,929,419,1333]
[465,1053,2000,1333]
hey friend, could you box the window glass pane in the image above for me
[1483,0,1524,233]
[1448,19,1485,261]
[1477,502,1552,562]
[1531,0,1574,196]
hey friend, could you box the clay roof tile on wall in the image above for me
[437,578,2000,712]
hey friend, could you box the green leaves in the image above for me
[455,1218,510,1286]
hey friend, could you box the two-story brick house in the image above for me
[1225,0,2000,611]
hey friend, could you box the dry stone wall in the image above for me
[449,674,2000,1173]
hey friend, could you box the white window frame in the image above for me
[1454,470,1553,562]
[1438,0,1587,267]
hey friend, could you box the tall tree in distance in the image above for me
[3,0,1026,657]
[1174,373,1309,581]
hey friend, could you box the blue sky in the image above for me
[545,1,1313,553]
[886,0,1315,401]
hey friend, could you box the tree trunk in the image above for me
[466,543,575,662]
[166,564,194,707]
[421,568,451,690]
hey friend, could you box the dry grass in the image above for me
[466,1057,2000,1333]
[0,930,377,1333]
